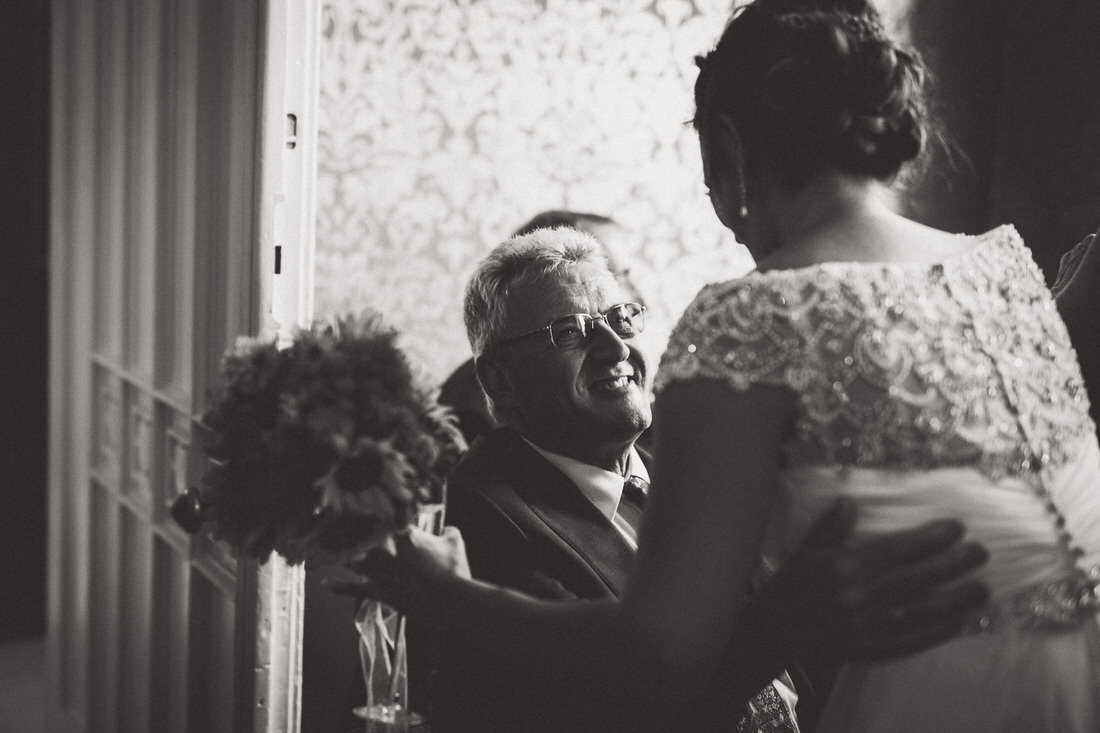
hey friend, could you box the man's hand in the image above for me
[1054,225,1100,435]
[768,499,989,666]
[1052,227,1097,299]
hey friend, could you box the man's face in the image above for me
[494,262,652,461]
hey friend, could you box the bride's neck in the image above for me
[749,171,896,266]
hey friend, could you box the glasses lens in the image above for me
[549,314,592,347]
[606,303,644,337]
[544,305,645,348]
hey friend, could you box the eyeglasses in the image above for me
[496,302,646,350]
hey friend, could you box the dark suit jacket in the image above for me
[446,426,642,602]
[419,427,646,732]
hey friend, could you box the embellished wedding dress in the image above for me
[657,225,1100,732]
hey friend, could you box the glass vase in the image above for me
[352,502,446,731]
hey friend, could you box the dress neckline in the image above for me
[748,224,1019,279]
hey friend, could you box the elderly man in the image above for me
[412,227,985,733]
[448,227,652,601]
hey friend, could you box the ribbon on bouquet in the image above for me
[354,504,445,719]
[355,598,409,712]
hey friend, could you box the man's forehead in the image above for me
[504,265,619,324]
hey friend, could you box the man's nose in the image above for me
[588,319,631,361]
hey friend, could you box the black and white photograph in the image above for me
[2,1,1099,731]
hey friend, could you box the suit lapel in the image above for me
[497,431,637,598]
[529,491,637,598]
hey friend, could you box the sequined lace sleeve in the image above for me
[654,227,1095,476]
[655,277,811,395]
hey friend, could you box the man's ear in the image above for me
[474,355,515,408]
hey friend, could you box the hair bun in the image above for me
[700,0,930,180]
[834,39,927,176]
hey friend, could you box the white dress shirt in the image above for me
[523,440,648,549]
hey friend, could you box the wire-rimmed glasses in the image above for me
[496,302,647,350]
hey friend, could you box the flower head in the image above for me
[196,312,466,565]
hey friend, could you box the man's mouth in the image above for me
[590,373,640,393]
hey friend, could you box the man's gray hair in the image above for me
[463,226,611,358]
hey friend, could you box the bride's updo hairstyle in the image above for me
[694,0,931,183]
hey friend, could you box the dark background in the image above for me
[906,0,1100,272]
[0,0,49,642]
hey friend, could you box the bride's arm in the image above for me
[619,378,796,710]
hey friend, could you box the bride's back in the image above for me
[659,221,1100,732]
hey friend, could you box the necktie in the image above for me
[735,683,799,733]
[616,475,648,535]
[622,475,648,508]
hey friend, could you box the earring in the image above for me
[731,132,749,218]
[737,170,749,219]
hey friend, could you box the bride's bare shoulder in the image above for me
[756,216,975,272]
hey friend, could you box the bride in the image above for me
[371,1,1100,730]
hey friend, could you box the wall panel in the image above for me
[126,0,163,380]
[93,0,127,363]
[187,573,237,733]
[151,538,190,733]
[87,486,120,733]
[313,0,754,382]
[118,509,153,733]
[48,0,289,731]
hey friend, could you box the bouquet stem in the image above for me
[354,502,446,729]
[387,614,408,706]
[354,598,416,728]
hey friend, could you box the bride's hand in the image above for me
[326,526,472,628]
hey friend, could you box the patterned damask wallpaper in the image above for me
[313,0,756,384]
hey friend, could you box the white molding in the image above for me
[249,1,320,731]
[256,0,320,344]
[278,0,320,334]
[253,558,307,733]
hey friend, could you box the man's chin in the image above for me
[591,405,650,438]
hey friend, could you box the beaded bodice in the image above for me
[656,226,1100,629]
[656,225,1094,482]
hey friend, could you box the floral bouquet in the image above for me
[176,311,465,565]
[172,312,466,727]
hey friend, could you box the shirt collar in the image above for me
[523,439,650,522]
